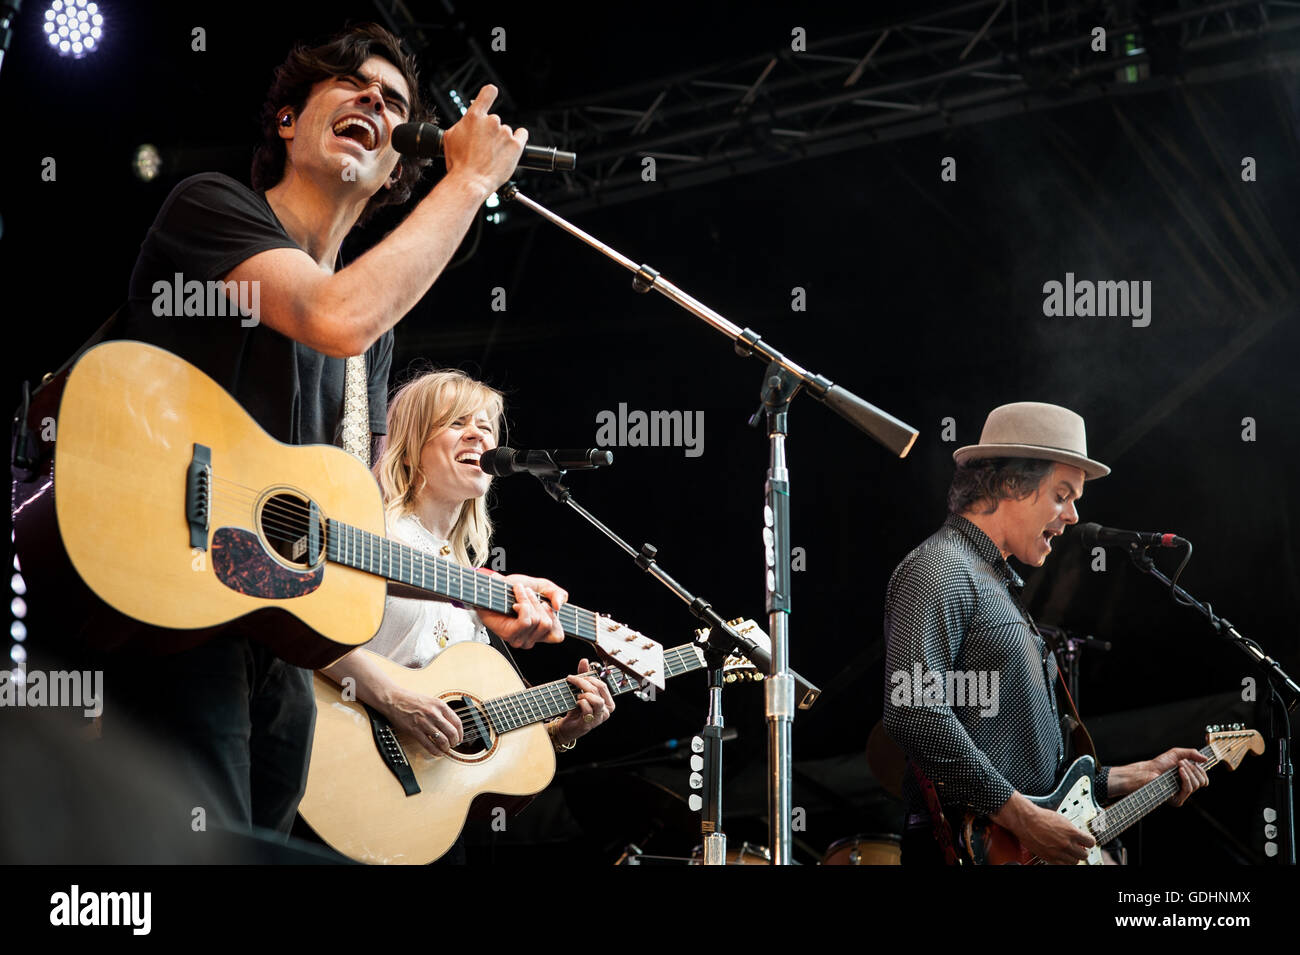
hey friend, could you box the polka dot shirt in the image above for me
[883,513,1108,818]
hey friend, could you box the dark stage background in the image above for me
[3,1,1298,868]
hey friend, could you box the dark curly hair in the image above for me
[250,23,434,226]
[947,457,1057,515]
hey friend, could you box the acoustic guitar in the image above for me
[300,622,766,864]
[22,340,663,675]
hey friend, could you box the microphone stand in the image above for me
[1129,546,1297,865]
[532,470,820,864]
[502,182,915,864]
[1038,623,1112,710]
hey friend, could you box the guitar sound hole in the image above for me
[258,490,325,569]
[447,696,493,756]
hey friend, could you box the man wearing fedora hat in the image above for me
[883,401,1209,865]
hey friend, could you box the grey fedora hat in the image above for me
[953,401,1110,479]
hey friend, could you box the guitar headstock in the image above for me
[693,618,766,684]
[1205,723,1265,770]
[594,615,666,690]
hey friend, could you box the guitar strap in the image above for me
[47,306,127,383]
[1055,668,1097,762]
[486,631,528,684]
[13,307,124,472]
[1008,588,1098,766]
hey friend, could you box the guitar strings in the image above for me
[407,653,697,748]
[205,497,595,640]
[207,483,578,620]
[416,670,670,749]
[204,481,600,626]
[371,651,692,749]
[202,481,624,655]
[206,492,586,627]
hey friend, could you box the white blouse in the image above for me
[366,512,491,669]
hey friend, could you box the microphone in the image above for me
[479,447,613,477]
[391,122,576,172]
[1078,522,1187,550]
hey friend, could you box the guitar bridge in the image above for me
[364,704,421,796]
[185,443,212,550]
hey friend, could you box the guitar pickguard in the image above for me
[1048,773,1105,866]
[211,527,324,599]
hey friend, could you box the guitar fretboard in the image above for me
[326,518,601,642]
[1089,744,1218,844]
[481,645,705,733]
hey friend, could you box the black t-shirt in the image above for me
[115,172,391,445]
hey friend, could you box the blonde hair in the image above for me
[374,369,505,567]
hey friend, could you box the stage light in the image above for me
[11,596,25,619]
[10,621,25,642]
[10,644,25,665]
[133,143,162,182]
[44,0,102,59]
[10,573,24,596]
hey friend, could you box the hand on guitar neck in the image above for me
[389,571,569,650]
[549,658,617,749]
[1106,747,1211,805]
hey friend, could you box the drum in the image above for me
[689,841,772,865]
[821,834,902,865]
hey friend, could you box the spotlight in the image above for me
[133,143,162,182]
[44,0,102,59]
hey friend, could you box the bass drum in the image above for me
[821,834,902,865]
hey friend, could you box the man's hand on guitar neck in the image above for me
[992,791,1095,864]
[478,573,569,650]
[1107,748,1210,805]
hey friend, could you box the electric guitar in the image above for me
[300,621,766,864]
[19,340,663,676]
[952,725,1263,865]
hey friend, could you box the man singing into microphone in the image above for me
[99,23,567,841]
[882,402,1210,864]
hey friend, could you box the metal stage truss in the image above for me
[374,0,1300,219]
